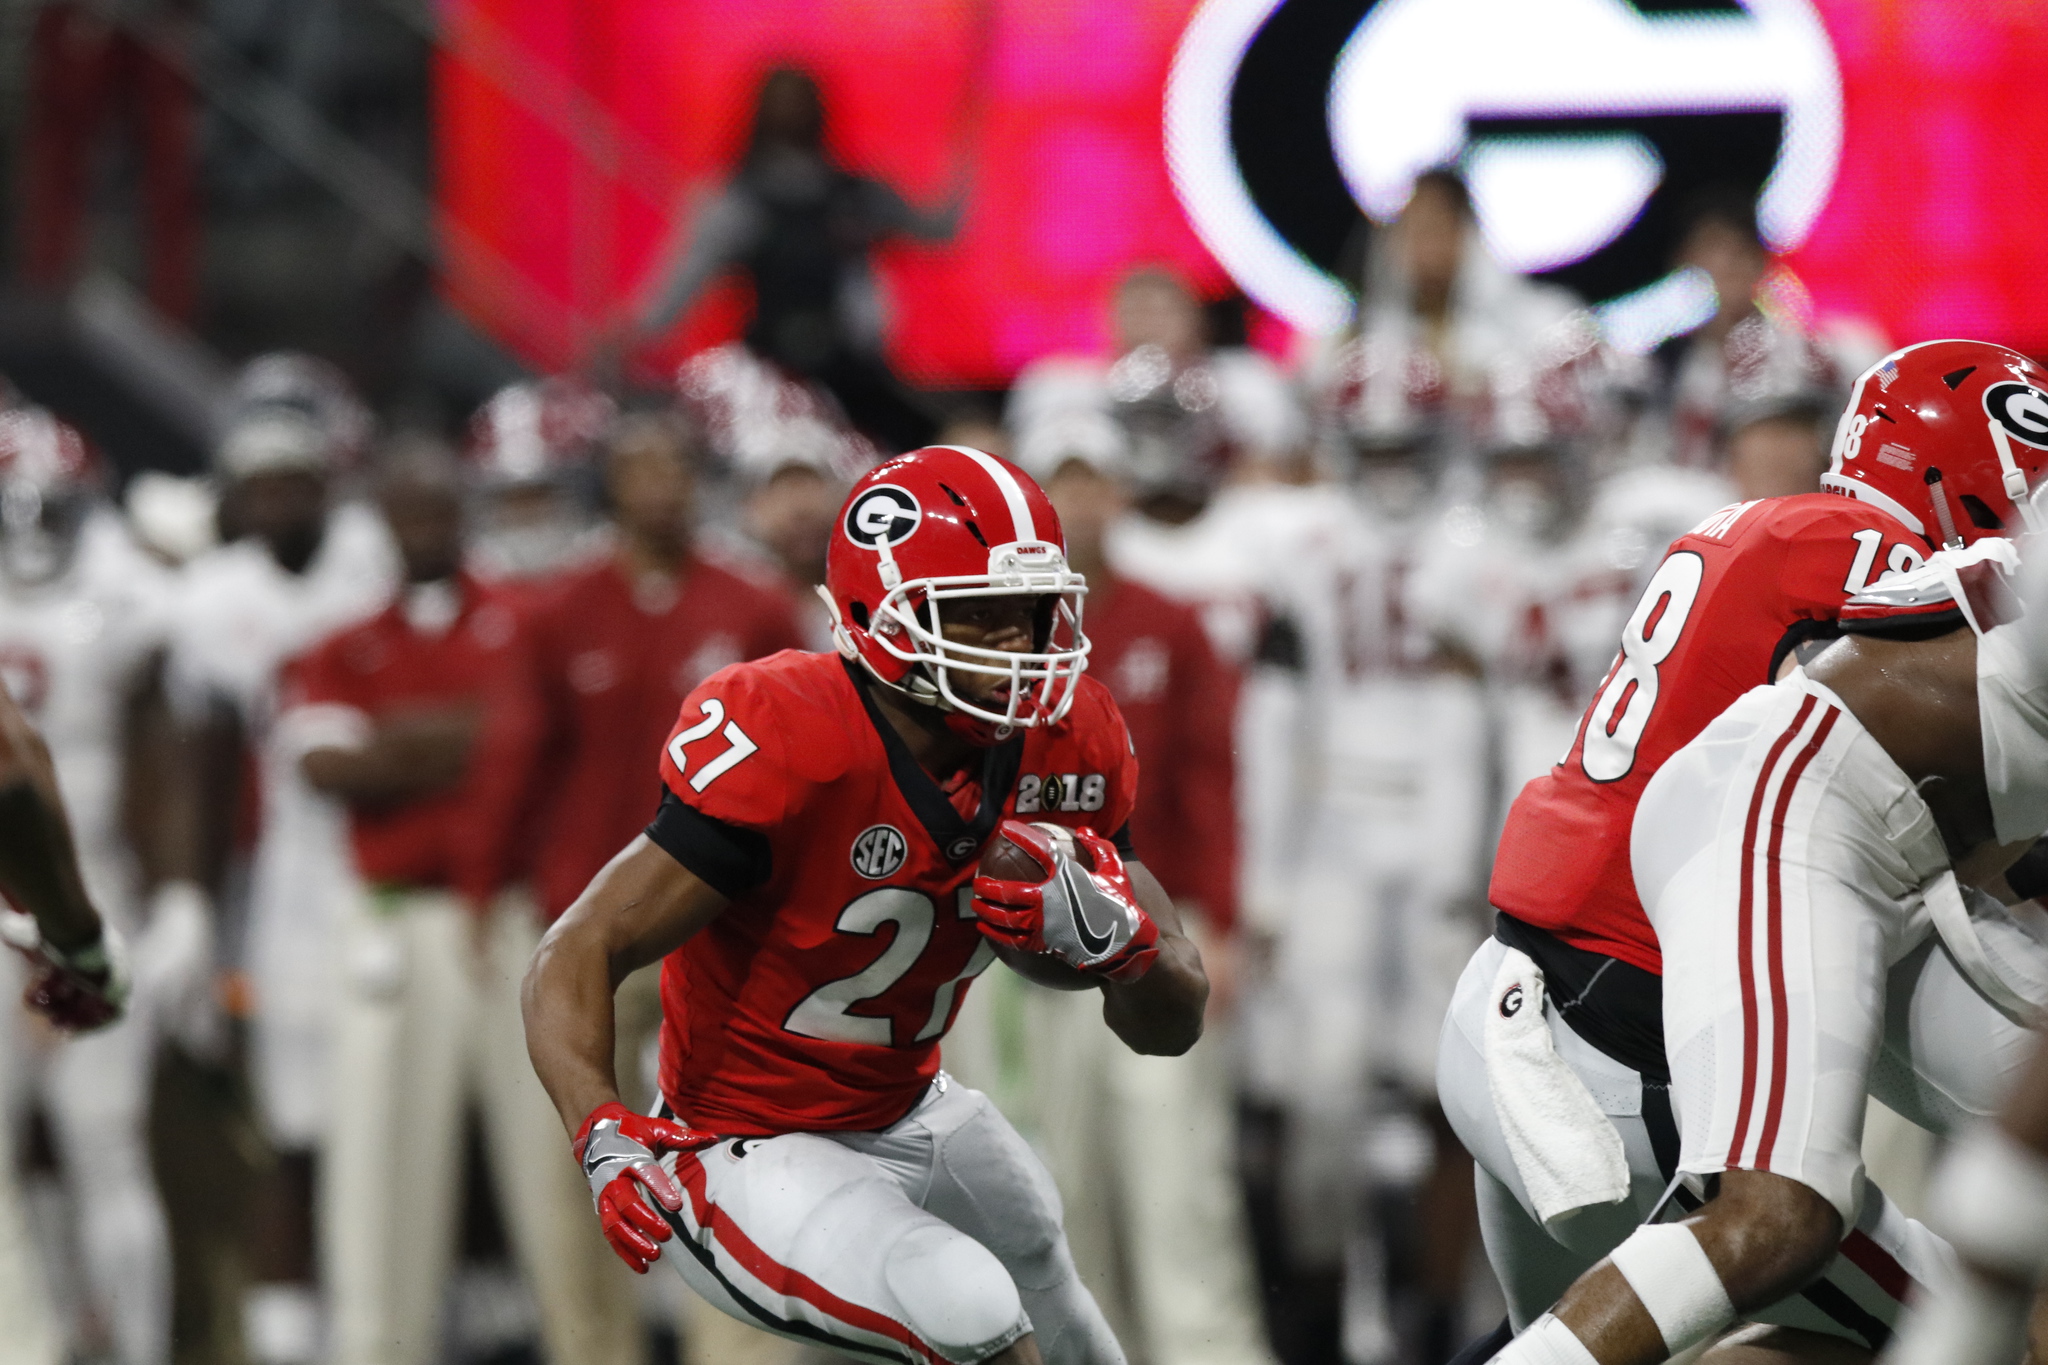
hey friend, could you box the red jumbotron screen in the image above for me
[435,0,2048,387]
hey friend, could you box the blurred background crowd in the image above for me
[0,0,2021,1363]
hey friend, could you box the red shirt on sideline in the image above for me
[526,552,806,918]
[286,576,542,905]
[1085,575,1241,932]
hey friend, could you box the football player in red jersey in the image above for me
[1432,340,2048,1363]
[524,446,1208,1365]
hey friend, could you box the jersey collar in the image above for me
[841,658,1023,865]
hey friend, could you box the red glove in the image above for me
[973,820,1159,983]
[573,1101,719,1273]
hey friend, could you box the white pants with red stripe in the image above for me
[657,1074,1123,1365]
[1636,679,2031,1224]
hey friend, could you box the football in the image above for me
[977,823,1097,991]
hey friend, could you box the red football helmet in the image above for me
[822,446,1088,743]
[466,378,614,488]
[1823,340,2048,547]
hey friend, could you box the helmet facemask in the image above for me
[832,537,1090,737]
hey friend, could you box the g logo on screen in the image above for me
[1165,0,1842,333]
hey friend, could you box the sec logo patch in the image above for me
[850,825,908,879]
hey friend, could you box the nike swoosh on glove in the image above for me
[972,819,1160,983]
[573,1101,719,1273]
[0,910,128,1031]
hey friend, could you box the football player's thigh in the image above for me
[1871,937,2033,1135]
[910,1086,1126,1365]
[1655,853,1888,1224]
[663,1131,1032,1365]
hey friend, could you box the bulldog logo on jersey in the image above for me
[850,825,908,879]
[1985,382,2048,450]
[842,485,922,549]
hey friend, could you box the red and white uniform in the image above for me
[0,514,181,1365]
[643,649,1134,1363]
[1489,493,1929,972]
[283,577,541,905]
[652,651,1135,1135]
[526,553,804,919]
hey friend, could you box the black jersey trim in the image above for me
[841,658,1023,865]
[1836,607,1969,642]
[1768,618,1842,682]
[1494,912,1667,1082]
[646,789,772,898]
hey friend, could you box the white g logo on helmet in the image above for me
[843,485,922,548]
[1985,382,2048,451]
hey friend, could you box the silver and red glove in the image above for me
[573,1101,718,1273]
[972,820,1160,983]
[0,908,127,1031]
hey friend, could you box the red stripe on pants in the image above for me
[1728,695,1818,1167]
[1755,705,1839,1169]
[672,1153,944,1365]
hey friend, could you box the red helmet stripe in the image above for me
[944,445,1039,544]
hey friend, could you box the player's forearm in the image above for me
[1102,930,1206,1055]
[522,920,626,1135]
[0,776,103,954]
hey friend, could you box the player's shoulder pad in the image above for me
[660,650,854,819]
[1841,538,2023,638]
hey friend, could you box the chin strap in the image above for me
[1987,419,2044,533]
[1924,466,1965,548]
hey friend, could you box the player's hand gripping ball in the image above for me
[0,910,128,1031]
[573,1101,718,1273]
[973,819,1159,983]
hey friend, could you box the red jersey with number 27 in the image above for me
[1489,494,1930,973]
[654,649,1138,1135]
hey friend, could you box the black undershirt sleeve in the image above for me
[1111,822,1136,858]
[644,789,772,899]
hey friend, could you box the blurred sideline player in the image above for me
[1264,338,1491,1363]
[0,403,194,1365]
[522,410,804,1364]
[0,619,133,1365]
[524,445,1211,1365]
[942,415,1273,1365]
[465,378,614,596]
[281,440,635,1365]
[1434,340,2033,1360]
[163,355,396,1364]
[1651,189,1838,471]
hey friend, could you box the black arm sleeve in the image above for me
[2004,837,2048,903]
[644,789,772,899]
[1111,822,1136,858]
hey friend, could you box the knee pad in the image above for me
[882,1222,1029,1364]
